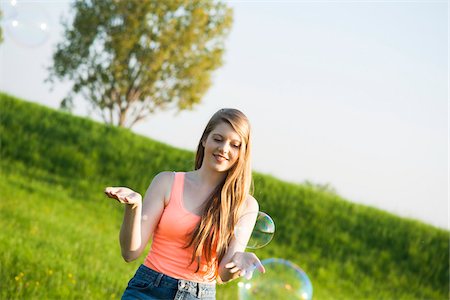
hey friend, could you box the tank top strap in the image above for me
[168,172,185,208]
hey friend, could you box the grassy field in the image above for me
[0,92,448,299]
[0,167,132,299]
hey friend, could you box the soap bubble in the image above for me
[3,2,51,48]
[234,211,275,249]
[238,258,313,300]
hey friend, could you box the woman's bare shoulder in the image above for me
[243,194,259,213]
[150,171,176,203]
[153,171,175,182]
[148,171,174,193]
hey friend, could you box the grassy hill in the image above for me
[0,92,448,299]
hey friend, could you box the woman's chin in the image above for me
[209,162,230,173]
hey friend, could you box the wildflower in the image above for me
[15,272,25,281]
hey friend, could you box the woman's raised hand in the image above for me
[104,187,142,205]
[225,252,265,280]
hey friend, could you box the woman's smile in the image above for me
[214,154,228,163]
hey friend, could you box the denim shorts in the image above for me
[121,264,216,300]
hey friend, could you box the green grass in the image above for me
[0,92,448,299]
[0,168,132,299]
[0,159,243,299]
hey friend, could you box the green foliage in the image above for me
[47,0,233,128]
[0,92,448,299]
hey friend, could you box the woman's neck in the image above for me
[193,167,227,189]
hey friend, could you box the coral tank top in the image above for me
[144,172,218,283]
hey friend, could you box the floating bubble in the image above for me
[234,211,275,249]
[238,258,313,300]
[3,2,51,47]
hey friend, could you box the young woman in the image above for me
[104,108,265,300]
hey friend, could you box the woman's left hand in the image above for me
[225,252,265,280]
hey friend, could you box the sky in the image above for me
[0,0,448,229]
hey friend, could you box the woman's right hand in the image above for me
[104,187,142,205]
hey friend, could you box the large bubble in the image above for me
[234,211,275,249]
[238,258,313,300]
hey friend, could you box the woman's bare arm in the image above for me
[217,195,265,283]
[105,171,173,262]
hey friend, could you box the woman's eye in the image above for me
[232,144,240,148]
[214,139,221,142]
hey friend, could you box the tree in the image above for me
[47,0,233,128]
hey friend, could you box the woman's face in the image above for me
[202,122,242,173]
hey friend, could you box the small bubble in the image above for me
[3,2,51,48]
[234,211,275,249]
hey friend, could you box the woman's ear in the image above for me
[201,138,206,147]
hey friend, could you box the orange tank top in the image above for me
[144,172,218,283]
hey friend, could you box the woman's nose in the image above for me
[218,143,230,154]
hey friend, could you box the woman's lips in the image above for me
[214,154,228,162]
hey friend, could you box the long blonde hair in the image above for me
[186,108,253,270]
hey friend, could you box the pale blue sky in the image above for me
[0,0,448,229]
